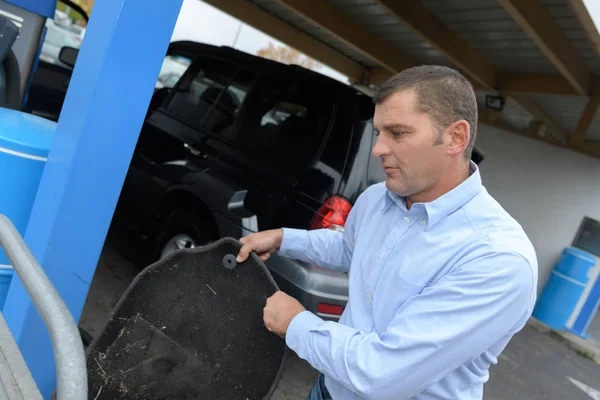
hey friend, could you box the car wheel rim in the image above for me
[161,233,197,259]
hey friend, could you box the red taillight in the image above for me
[317,303,345,316]
[310,196,352,230]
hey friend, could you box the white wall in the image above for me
[476,125,600,293]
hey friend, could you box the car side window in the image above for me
[166,57,238,130]
[233,74,333,171]
[203,67,256,139]
[156,55,192,89]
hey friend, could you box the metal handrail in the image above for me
[0,214,87,400]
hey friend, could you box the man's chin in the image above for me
[385,180,407,196]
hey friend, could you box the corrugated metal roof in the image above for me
[252,0,600,79]
[542,0,600,74]
[420,0,559,74]
[326,0,454,67]
[528,94,589,133]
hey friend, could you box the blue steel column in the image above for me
[2,0,183,397]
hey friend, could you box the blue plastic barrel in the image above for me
[533,247,597,329]
[0,267,14,309]
[0,108,55,308]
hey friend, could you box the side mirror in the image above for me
[59,46,79,68]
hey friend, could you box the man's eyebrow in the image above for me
[382,123,416,131]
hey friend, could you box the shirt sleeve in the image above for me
[277,203,358,272]
[285,251,536,400]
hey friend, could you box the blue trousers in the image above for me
[307,374,332,400]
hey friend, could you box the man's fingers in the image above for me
[236,243,252,262]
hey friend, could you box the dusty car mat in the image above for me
[85,237,287,400]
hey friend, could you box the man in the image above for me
[236,65,538,400]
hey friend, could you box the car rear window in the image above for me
[231,73,334,172]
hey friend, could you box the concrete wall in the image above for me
[476,125,600,293]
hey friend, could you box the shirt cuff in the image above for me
[285,310,324,354]
[278,228,309,257]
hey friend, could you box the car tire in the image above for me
[154,209,213,261]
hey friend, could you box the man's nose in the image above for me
[371,135,390,158]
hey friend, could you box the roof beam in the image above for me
[368,68,394,87]
[582,139,600,157]
[273,0,414,73]
[375,0,498,89]
[570,91,600,148]
[202,0,366,82]
[498,74,578,96]
[497,0,592,95]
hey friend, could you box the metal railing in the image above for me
[0,214,87,400]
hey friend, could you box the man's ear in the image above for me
[446,120,470,157]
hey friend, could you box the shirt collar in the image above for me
[383,161,482,230]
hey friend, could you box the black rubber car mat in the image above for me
[85,237,287,400]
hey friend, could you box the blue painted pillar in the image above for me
[2,0,183,397]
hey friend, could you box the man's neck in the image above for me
[406,163,471,209]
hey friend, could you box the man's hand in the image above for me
[264,291,305,338]
[237,229,284,263]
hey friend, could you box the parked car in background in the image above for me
[112,41,485,320]
[25,6,189,122]
[39,10,85,67]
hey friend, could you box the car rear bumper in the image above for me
[265,254,349,321]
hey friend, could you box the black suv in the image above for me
[115,41,484,320]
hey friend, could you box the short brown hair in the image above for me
[373,65,478,160]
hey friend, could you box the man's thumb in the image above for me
[237,245,250,262]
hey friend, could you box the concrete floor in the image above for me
[79,222,600,400]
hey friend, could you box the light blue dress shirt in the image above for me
[279,162,538,400]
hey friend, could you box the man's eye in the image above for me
[392,131,405,137]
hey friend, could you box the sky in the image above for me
[170,0,348,83]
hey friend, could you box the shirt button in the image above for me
[421,220,426,225]
[367,292,372,300]
[379,252,385,258]
[404,217,410,222]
